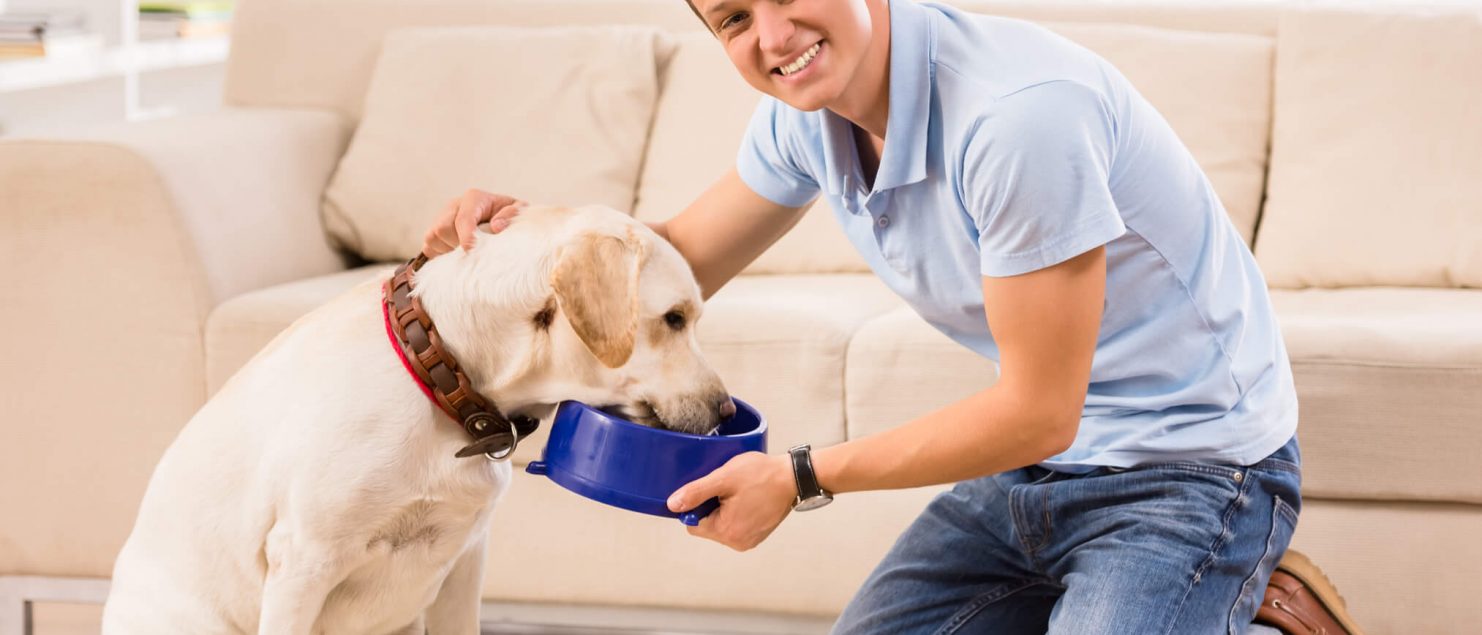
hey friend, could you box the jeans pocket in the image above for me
[1227,495,1299,634]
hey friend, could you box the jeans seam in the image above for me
[1160,468,1257,635]
[1009,486,1042,569]
[935,579,1057,635]
[1140,463,1246,477]
[1250,458,1302,476]
[1226,495,1298,633]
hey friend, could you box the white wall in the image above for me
[0,0,226,136]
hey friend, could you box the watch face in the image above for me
[794,495,833,512]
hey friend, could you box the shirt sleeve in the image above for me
[960,80,1127,277]
[735,97,822,208]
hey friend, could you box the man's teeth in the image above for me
[779,43,821,76]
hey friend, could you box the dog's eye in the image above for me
[533,305,555,329]
[663,310,686,331]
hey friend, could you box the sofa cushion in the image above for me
[206,265,396,395]
[635,32,870,275]
[845,307,1000,441]
[484,467,946,615]
[1045,22,1274,245]
[638,22,1275,281]
[207,268,902,464]
[955,0,1279,36]
[225,1,1277,128]
[321,26,666,261]
[1256,5,1482,288]
[846,289,1482,506]
[1270,287,1482,505]
[698,275,906,451]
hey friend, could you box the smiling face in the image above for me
[691,0,878,112]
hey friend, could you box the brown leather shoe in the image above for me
[1254,549,1368,635]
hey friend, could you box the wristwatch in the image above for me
[788,443,834,511]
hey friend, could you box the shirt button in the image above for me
[876,215,891,229]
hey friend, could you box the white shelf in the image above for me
[0,35,229,93]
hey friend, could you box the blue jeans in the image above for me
[832,436,1301,635]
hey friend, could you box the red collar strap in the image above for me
[381,254,539,460]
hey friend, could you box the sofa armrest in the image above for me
[0,107,351,578]
[9,107,355,304]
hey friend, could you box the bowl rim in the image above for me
[555,397,767,441]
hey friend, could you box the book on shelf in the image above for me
[0,32,104,60]
[0,10,86,37]
[139,1,235,17]
[0,10,96,60]
[139,1,233,41]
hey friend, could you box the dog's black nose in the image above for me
[717,397,737,420]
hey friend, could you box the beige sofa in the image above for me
[4,0,1481,633]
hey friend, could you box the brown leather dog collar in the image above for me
[382,254,539,460]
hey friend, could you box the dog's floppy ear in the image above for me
[552,230,646,368]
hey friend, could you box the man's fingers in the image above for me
[668,474,726,513]
[454,196,491,250]
[422,225,458,257]
[493,201,526,219]
[420,198,459,257]
[685,513,717,538]
[486,203,525,234]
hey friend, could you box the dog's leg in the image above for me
[423,536,488,635]
[257,519,367,635]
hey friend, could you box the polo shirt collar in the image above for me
[820,0,933,196]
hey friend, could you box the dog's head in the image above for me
[414,205,733,435]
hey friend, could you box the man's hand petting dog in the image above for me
[667,451,797,551]
[423,188,527,256]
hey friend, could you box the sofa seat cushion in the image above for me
[208,268,903,464]
[699,275,906,452]
[845,307,1001,441]
[846,289,1482,506]
[1271,288,1482,505]
[206,265,396,396]
[484,468,945,615]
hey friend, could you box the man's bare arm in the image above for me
[652,166,812,298]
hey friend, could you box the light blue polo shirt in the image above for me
[736,0,1297,470]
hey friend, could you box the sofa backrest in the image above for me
[1255,1,1482,289]
[224,0,1278,122]
[636,19,1277,275]
[228,0,1283,274]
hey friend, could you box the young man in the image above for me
[424,0,1314,632]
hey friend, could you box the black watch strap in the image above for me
[789,443,829,503]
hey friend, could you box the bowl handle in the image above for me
[525,461,548,476]
[678,497,721,526]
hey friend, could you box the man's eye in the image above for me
[663,311,687,330]
[719,12,748,30]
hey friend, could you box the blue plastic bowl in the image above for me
[525,397,767,525]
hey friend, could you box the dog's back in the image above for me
[103,275,505,633]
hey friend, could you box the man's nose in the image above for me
[754,4,796,59]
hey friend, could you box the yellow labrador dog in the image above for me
[101,205,732,634]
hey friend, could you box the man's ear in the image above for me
[552,230,646,368]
